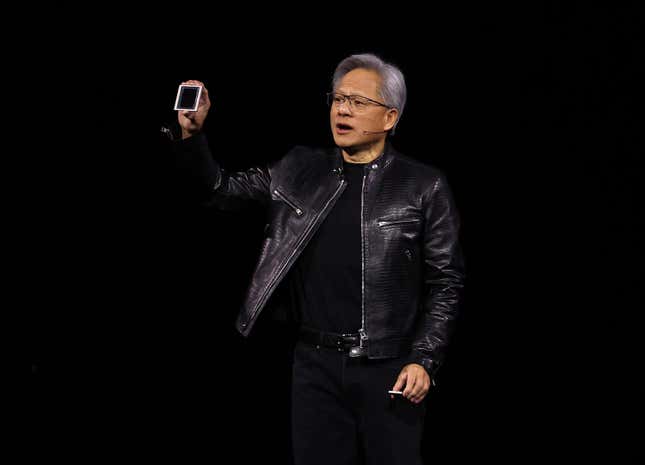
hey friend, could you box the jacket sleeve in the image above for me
[171,132,271,210]
[409,173,465,379]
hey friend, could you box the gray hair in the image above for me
[332,53,407,133]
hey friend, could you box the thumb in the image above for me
[181,110,195,121]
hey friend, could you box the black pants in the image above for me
[291,340,427,465]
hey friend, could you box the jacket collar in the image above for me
[331,140,396,173]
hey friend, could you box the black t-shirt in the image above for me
[290,160,367,333]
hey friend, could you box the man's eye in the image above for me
[354,99,366,106]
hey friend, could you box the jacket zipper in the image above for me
[273,188,304,216]
[248,175,347,324]
[377,218,421,227]
[359,171,368,348]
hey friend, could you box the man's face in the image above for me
[330,68,397,149]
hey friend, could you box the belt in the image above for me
[299,327,367,357]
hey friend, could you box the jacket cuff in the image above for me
[172,131,209,151]
[408,349,440,380]
[171,132,222,194]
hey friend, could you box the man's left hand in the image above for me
[391,364,431,404]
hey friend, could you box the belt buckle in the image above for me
[341,334,365,358]
[338,333,361,355]
[348,345,366,358]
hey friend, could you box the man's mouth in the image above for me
[335,123,354,133]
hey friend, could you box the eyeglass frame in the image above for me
[326,92,393,112]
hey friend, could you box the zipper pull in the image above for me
[333,167,345,186]
[359,328,368,347]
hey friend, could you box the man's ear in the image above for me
[384,108,399,132]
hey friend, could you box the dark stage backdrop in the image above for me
[31,5,642,463]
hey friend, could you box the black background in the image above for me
[31,4,642,463]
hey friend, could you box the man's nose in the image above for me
[336,100,352,115]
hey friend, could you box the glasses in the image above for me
[326,92,391,113]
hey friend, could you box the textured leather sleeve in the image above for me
[410,173,465,379]
[172,132,271,210]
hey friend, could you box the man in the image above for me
[171,53,464,465]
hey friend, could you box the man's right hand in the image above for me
[178,80,211,139]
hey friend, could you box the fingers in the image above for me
[408,376,430,404]
[402,372,418,399]
[396,365,431,404]
[407,370,430,403]
[391,372,408,399]
[181,79,205,87]
[180,110,195,121]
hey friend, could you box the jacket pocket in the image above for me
[377,217,422,228]
[273,187,305,216]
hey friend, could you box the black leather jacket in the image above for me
[174,133,465,377]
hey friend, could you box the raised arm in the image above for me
[171,80,271,210]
